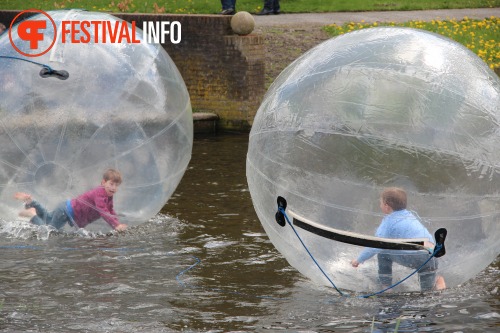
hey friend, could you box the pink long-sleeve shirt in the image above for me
[70,186,120,229]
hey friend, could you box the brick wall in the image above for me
[0,11,266,131]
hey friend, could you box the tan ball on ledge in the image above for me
[230,11,255,35]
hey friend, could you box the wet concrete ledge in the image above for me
[193,112,219,135]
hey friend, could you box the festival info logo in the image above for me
[9,9,182,57]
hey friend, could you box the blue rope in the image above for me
[0,245,42,250]
[279,206,347,296]
[176,256,201,287]
[0,55,54,72]
[0,244,144,252]
[279,207,441,298]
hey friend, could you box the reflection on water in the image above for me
[0,134,498,332]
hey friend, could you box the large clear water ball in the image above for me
[247,27,500,292]
[0,10,192,231]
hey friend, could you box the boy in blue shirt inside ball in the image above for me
[351,187,446,291]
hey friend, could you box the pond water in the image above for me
[0,134,498,332]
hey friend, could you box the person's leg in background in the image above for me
[220,0,236,15]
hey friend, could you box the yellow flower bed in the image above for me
[324,16,500,70]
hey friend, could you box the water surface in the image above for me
[0,134,498,332]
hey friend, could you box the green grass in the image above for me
[2,1,498,70]
[324,16,500,70]
[0,0,499,14]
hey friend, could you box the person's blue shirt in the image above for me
[356,209,434,263]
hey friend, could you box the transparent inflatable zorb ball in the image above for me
[247,27,500,292]
[0,10,192,231]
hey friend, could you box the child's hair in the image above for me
[102,168,122,184]
[381,187,407,211]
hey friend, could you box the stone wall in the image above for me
[0,11,266,131]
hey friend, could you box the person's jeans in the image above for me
[221,0,236,10]
[378,252,438,290]
[27,200,71,229]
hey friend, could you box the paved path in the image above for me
[254,8,500,26]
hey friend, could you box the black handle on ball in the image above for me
[275,196,287,227]
[433,228,447,258]
[39,67,69,80]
